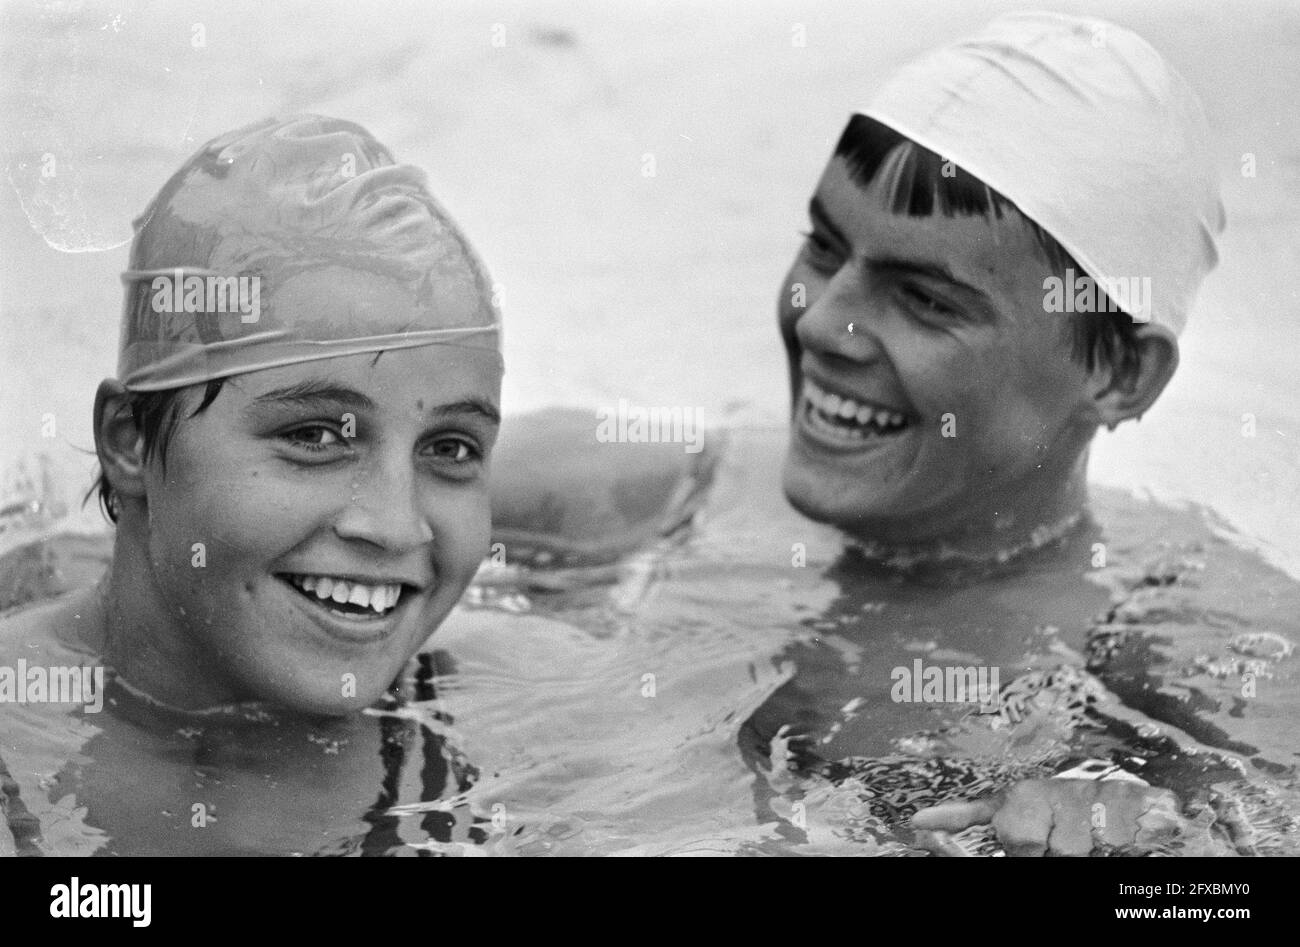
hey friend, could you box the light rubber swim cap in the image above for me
[859,11,1225,335]
[117,115,501,392]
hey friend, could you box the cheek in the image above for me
[901,339,1043,463]
[1009,329,1087,418]
[898,338,997,417]
[946,338,1084,459]
[148,455,315,588]
[428,488,491,579]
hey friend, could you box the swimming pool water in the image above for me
[3,428,1296,856]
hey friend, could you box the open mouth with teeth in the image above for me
[800,379,911,445]
[278,573,409,620]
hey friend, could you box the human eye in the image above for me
[420,433,484,474]
[799,228,845,273]
[281,423,349,456]
[897,282,959,319]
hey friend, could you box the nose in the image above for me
[331,454,435,551]
[794,267,885,365]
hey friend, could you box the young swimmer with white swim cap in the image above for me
[766,12,1230,854]
[0,115,503,716]
[780,11,1223,563]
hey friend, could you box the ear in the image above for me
[1092,324,1179,430]
[94,379,148,504]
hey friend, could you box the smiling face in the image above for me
[779,151,1101,545]
[125,273,501,714]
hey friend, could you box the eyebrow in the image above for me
[434,398,501,426]
[810,196,994,309]
[249,381,500,425]
[252,382,376,412]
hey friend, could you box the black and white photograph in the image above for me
[0,0,1294,912]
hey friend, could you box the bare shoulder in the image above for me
[490,406,722,566]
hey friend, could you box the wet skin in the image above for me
[770,151,1187,853]
[89,270,502,715]
[778,156,1110,553]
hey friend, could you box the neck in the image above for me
[846,448,1092,568]
[95,514,247,711]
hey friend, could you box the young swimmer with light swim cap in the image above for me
[753,12,1245,854]
[780,13,1222,562]
[0,115,503,716]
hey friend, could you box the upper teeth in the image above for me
[287,574,403,613]
[803,380,907,429]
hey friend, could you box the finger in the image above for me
[993,781,1056,856]
[1210,792,1258,856]
[1093,781,1145,848]
[1133,789,1183,847]
[913,829,975,857]
[1047,808,1095,856]
[911,795,1003,831]
[1041,780,1100,856]
[1093,782,1182,849]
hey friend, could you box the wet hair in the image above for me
[91,380,225,523]
[834,114,1140,376]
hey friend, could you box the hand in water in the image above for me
[910,778,1184,856]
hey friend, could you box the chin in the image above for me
[780,450,947,543]
[226,652,395,715]
[274,683,382,717]
[782,454,875,529]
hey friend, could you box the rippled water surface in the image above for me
[2,430,1297,856]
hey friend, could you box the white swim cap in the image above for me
[859,11,1225,335]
